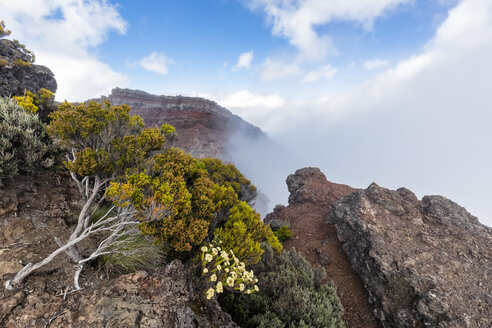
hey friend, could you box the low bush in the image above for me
[0,97,57,186]
[13,58,31,67]
[219,245,345,328]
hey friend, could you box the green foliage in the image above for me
[200,241,259,300]
[107,148,237,252]
[214,201,283,265]
[219,245,345,328]
[14,89,56,122]
[0,20,11,39]
[274,225,293,242]
[48,101,169,179]
[0,58,6,67]
[202,157,257,205]
[13,58,31,67]
[0,97,57,186]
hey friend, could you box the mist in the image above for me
[223,0,492,227]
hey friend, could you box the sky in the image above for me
[1,0,491,226]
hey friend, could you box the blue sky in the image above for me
[1,0,492,225]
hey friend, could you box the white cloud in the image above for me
[301,64,337,82]
[215,90,285,109]
[237,0,492,225]
[139,52,174,75]
[234,51,254,70]
[261,58,301,81]
[364,59,390,70]
[0,0,129,101]
[249,0,410,60]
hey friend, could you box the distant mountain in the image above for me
[90,88,267,159]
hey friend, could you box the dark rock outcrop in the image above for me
[91,88,266,159]
[328,183,492,327]
[0,39,57,97]
[265,168,380,327]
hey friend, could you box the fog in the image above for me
[225,0,492,227]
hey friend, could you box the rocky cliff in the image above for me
[0,39,57,97]
[266,167,492,327]
[91,88,266,159]
[329,183,492,328]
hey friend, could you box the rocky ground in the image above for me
[0,172,236,328]
[329,183,492,327]
[265,168,381,328]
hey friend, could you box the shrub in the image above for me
[200,241,259,300]
[0,97,56,186]
[0,58,6,67]
[107,148,237,253]
[219,245,345,328]
[202,157,257,205]
[274,225,293,242]
[13,58,31,67]
[14,89,56,122]
[0,20,11,39]
[214,201,282,265]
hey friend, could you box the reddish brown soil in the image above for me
[266,171,380,328]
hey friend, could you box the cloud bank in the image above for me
[229,0,492,225]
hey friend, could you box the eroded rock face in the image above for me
[328,183,492,328]
[0,39,57,97]
[91,88,266,159]
[264,168,380,327]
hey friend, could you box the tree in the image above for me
[6,101,171,291]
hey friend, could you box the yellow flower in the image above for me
[254,285,259,292]
[206,288,215,299]
[202,268,208,274]
[239,283,245,291]
[205,254,213,262]
[212,248,218,256]
[231,272,237,279]
[221,251,229,260]
[226,276,234,287]
[201,246,208,252]
[225,268,229,273]
[217,264,222,270]
[246,290,251,294]
[210,274,217,282]
[216,281,223,293]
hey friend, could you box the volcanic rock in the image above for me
[91,88,266,159]
[328,183,492,327]
[0,39,57,97]
[265,168,380,327]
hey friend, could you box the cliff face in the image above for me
[329,183,492,328]
[0,39,57,97]
[91,88,266,159]
[267,167,492,328]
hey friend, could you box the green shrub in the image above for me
[0,97,57,186]
[0,20,11,39]
[14,89,56,122]
[13,58,31,67]
[274,225,293,242]
[214,201,282,265]
[219,245,345,328]
[202,157,257,205]
[0,58,6,67]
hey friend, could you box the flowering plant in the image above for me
[200,241,259,299]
